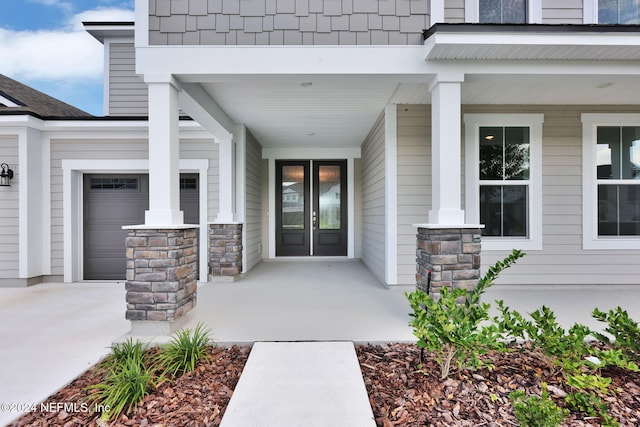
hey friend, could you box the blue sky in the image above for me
[0,0,135,116]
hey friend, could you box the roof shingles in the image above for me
[0,74,93,119]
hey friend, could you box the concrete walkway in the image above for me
[0,282,129,427]
[220,342,375,427]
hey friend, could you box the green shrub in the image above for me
[156,323,212,377]
[87,352,159,421]
[101,337,149,371]
[406,249,524,379]
[510,385,568,427]
[592,307,640,362]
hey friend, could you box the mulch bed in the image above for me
[9,345,250,427]
[9,342,640,426]
[356,342,640,427]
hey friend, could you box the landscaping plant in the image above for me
[510,384,569,427]
[156,322,213,377]
[406,249,524,379]
[87,339,160,422]
[592,306,640,362]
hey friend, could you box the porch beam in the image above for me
[428,74,465,225]
[178,83,234,141]
[144,75,183,226]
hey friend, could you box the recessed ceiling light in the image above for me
[307,132,315,136]
[485,135,495,140]
[301,82,312,87]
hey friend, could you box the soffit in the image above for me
[425,24,640,61]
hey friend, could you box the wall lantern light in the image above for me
[0,163,14,187]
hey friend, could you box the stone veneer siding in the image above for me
[148,0,431,45]
[416,227,481,295]
[125,228,198,321]
[209,223,243,278]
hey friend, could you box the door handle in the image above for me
[312,211,317,228]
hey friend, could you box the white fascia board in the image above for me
[428,32,640,49]
[430,59,640,77]
[0,115,44,129]
[136,45,431,77]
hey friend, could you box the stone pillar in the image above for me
[209,223,243,282]
[125,227,198,335]
[416,226,481,296]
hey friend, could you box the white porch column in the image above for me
[145,75,184,225]
[429,74,465,225]
[215,135,236,223]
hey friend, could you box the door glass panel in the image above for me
[318,165,341,230]
[281,165,305,229]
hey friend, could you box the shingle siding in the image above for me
[148,0,431,45]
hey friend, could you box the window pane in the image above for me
[480,126,530,180]
[503,0,526,23]
[480,0,502,23]
[599,0,640,24]
[505,126,530,180]
[480,0,526,23]
[282,166,305,229]
[598,185,640,236]
[480,127,504,180]
[597,126,640,180]
[622,127,640,179]
[318,165,341,230]
[480,185,528,237]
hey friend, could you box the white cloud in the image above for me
[0,7,134,82]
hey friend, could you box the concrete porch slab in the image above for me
[176,260,416,344]
[219,341,376,427]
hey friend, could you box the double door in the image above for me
[276,160,347,256]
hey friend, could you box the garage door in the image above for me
[83,174,200,280]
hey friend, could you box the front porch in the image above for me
[180,260,415,343]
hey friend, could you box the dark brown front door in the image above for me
[275,160,347,256]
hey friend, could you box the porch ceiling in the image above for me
[187,69,639,149]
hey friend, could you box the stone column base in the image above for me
[125,227,198,331]
[209,223,243,281]
[416,227,482,296]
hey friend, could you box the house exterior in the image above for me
[1,0,639,331]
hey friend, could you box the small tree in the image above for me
[406,249,524,379]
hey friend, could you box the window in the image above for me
[479,0,526,23]
[582,114,640,249]
[465,114,543,250]
[599,0,640,24]
[466,0,541,23]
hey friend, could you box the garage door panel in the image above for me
[83,174,199,280]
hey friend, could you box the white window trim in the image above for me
[584,0,598,24]
[581,113,640,250]
[465,0,542,23]
[464,113,544,251]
